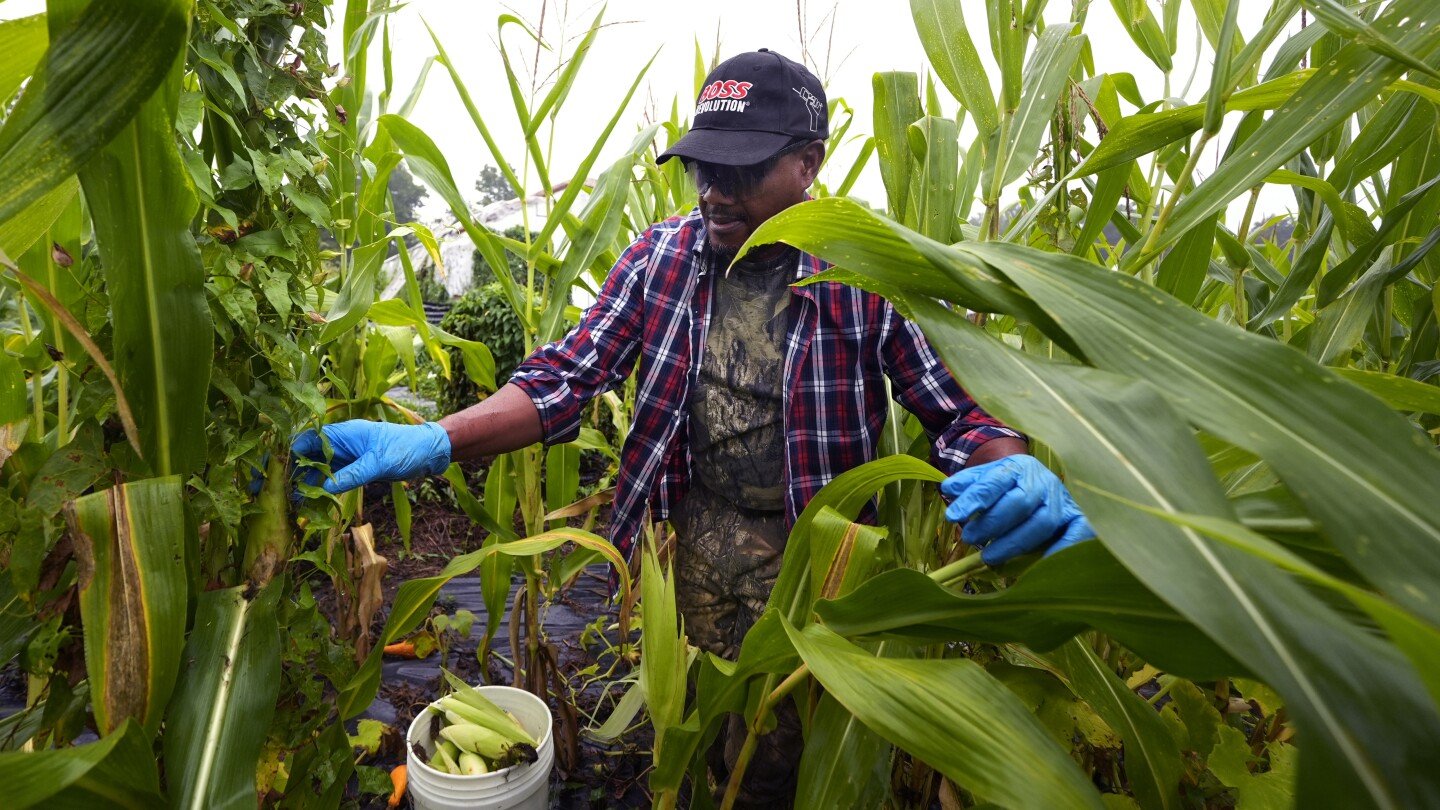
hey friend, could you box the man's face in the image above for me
[693,141,826,257]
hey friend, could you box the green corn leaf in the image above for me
[1326,91,1435,193]
[747,202,1440,806]
[1217,0,1302,90]
[1155,212,1218,306]
[1091,491,1440,710]
[988,0,1025,111]
[495,14,550,192]
[1072,161,1132,258]
[987,25,1085,196]
[1332,367,1440,415]
[1264,169,1372,244]
[163,585,282,810]
[1108,0,1173,72]
[377,114,526,327]
[16,190,84,361]
[908,116,960,242]
[424,19,524,199]
[1265,13,1331,81]
[1204,0,1244,135]
[807,508,885,603]
[1250,215,1335,329]
[526,8,605,136]
[962,240,1440,627]
[909,289,1440,808]
[1316,174,1440,306]
[770,454,946,628]
[545,443,580,530]
[816,541,1244,680]
[0,175,75,261]
[1387,114,1440,279]
[1077,71,1314,176]
[1192,0,1249,69]
[392,481,413,553]
[529,53,658,255]
[539,125,660,344]
[834,136,876,198]
[47,0,211,476]
[0,13,46,109]
[795,692,891,810]
[1308,259,1388,365]
[482,451,519,534]
[66,477,188,738]
[785,620,1104,810]
[1052,639,1183,810]
[1301,0,1440,80]
[5,719,163,809]
[871,72,922,224]
[0,0,188,224]
[1147,0,1440,258]
[909,0,998,137]
[439,464,514,657]
[639,538,686,739]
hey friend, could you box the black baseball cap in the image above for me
[658,49,829,167]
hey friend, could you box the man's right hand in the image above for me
[290,420,452,495]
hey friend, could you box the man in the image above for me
[296,50,1092,805]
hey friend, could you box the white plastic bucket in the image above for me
[406,685,554,810]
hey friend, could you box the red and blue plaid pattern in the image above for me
[511,208,1020,561]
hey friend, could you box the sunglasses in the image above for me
[685,139,809,199]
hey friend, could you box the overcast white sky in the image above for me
[4,0,1301,219]
[365,0,1296,218]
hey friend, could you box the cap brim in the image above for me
[657,128,796,166]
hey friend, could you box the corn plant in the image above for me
[0,0,461,805]
[622,1,1440,808]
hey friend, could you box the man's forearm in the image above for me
[437,383,545,462]
[965,436,1029,468]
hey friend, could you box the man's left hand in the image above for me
[941,454,1094,565]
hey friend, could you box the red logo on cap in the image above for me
[700,80,753,102]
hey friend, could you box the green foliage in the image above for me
[434,283,527,412]
[387,163,429,225]
[470,224,532,288]
[413,268,450,305]
[625,1,1440,808]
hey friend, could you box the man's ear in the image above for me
[799,140,826,185]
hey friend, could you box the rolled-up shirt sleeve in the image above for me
[509,234,649,445]
[881,309,1023,474]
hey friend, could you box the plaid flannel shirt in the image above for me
[510,208,1021,562]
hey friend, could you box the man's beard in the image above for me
[708,240,740,264]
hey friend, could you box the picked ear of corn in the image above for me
[457,751,489,776]
[422,675,543,776]
[433,739,460,774]
[440,722,511,760]
[440,671,538,746]
[437,697,536,746]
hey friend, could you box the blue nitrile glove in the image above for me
[290,420,452,495]
[941,454,1095,565]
